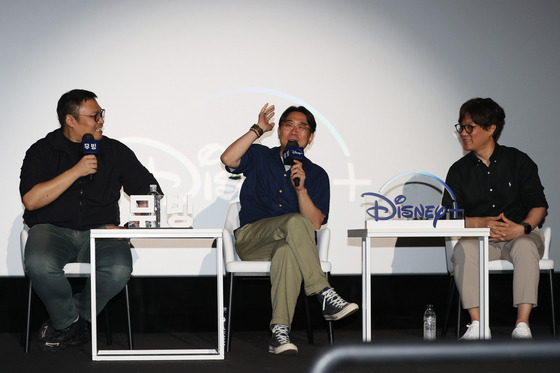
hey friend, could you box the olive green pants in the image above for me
[235,213,330,328]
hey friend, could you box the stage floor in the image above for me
[3,325,560,373]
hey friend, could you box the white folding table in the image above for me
[347,225,490,342]
[89,228,224,361]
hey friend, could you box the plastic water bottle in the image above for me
[148,184,161,228]
[423,304,436,341]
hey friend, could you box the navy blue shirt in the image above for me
[227,144,330,228]
[442,144,548,224]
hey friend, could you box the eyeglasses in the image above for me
[454,123,479,134]
[281,121,310,133]
[79,109,105,122]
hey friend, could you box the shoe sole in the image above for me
[459,332,492,340]
[39,330,90,352]
[268,343,298,355]
[324,303,359,321]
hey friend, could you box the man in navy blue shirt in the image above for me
[443,98,548,340]
[221,104,358,354]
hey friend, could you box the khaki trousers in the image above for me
[452,228,545,309]
[235,213,330,328]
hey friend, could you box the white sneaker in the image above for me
[512,322,532,339]
[459,321,492,340]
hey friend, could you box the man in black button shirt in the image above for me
[443,97,548,340]
[20,89,162,351]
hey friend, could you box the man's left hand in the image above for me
[490,213,524,242]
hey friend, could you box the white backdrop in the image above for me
[2,0,559,275]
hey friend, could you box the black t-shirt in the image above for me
[20,128,162,230]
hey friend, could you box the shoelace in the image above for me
[321,288,347,311]
[41,324,49,339]
[273,325,291,344]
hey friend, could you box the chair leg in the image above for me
[104,308,112,345]
[548,270,556,337]
[456,294,462,339]
[125,283,134,349]
[325,272,334,344]
[441,275,456,338]
[302,289,314,344]
[24,279,32,353]
[226,273,234,353]
[97,284,133,349]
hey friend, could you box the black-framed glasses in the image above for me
[79,109,105,122]
[281,121,310,132]
[454,123,479,134]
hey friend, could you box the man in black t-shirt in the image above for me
[443,98,548,340]
[20,89,162,351]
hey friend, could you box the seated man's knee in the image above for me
[452,238,478,263]
[103,264,132,284]
[510,237,542,260]
[24,248,63,279]
[284,213,314,232]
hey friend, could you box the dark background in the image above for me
[1,273,557,337]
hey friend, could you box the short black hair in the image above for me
[278,106,317,133]
[56,89,97,127]
[459,97,505,141]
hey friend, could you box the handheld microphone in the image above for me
[81,133,99,181]
[282,140,304,186]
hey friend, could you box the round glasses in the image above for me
[454,123,479,134]
[281,121,310,133]
[79,109,105,122]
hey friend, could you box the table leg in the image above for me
[215,237,224,357]
[90,235,99,359]
[362,237,372,342]
[478,235,489,339]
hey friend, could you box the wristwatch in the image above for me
[521,222,532,234]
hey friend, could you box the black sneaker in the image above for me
[317,287,359,321]
[39,319,56,343]
[268,324,298,355]
[39,317,89,352]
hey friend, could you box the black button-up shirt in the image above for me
[442,144,548,224]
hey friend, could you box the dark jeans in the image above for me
[24,223,132,330]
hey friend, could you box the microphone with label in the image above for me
[81,133,99,181]
[282,140,304,187]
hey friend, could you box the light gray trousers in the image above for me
[452,228,545,309]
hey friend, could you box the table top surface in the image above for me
[90,228,223,238]
[348,226,490,238]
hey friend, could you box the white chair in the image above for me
[20,226,133,352]
[441,226,555,338]
[222,202,334,352]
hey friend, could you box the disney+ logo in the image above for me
[362,192,464,228]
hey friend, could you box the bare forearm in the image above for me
[22,167,81,211]
[465,216,487,228]
[221,103,275,169]
[297,188,325,230]
[220,130,259,169]
[523,207,547,230]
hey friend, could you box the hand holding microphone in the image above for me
[282,140,305,187]
[81,133,99,181]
